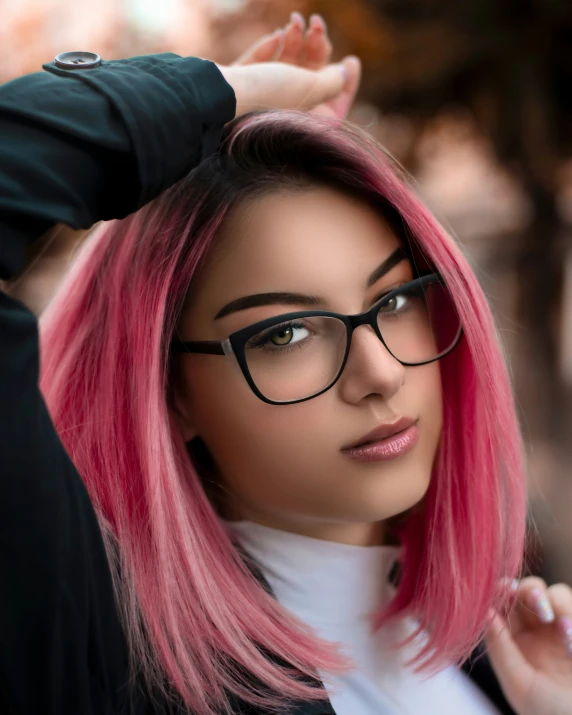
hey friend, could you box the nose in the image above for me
[337,324,405,404]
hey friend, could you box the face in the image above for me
[174,186,443,546]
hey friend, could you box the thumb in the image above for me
[297,61,349,109]
[323,56,361,118]
[483,611,533,712]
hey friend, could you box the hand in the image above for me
[232,11,333,69]
[219,12,361,119]
[484,576,572,715]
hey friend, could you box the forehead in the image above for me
[201,186,402,299]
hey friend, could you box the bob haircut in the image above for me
[39,111,529,715]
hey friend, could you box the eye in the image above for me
[269,323,310,346]
[247,321,311,351]
[378,294,409,313]
[271,326,296,345]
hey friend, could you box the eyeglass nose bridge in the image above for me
[345,302,389,355]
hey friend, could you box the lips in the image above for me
[342,416,418,450]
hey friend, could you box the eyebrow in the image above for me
[214,246,407,320]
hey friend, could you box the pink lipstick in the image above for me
[341,417,419,463]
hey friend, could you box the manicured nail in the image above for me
[530,588,555,623]
[310,13,326,31]
[290,11,305,28]
[558,616,572,656]
[510,578,519,592]
[337,62,348,82]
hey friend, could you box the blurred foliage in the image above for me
[313,0,572,171]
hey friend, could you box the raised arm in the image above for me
[0,53,236,271]
[0,52,235,715]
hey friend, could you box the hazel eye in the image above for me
[378,295,407,313]
[246,321,312,352]
[271,327,294,345]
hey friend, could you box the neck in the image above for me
[225,506,394,547]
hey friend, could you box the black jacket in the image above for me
[0,52,515,715]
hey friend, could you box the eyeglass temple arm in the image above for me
[171,340,225,355]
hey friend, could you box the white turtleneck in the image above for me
[227,520,502,715]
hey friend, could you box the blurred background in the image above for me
[3,0,571,583]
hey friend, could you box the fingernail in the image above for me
[310,13,326,30]
[337,62,348,82]
[290,11,305,28]
[530,588,555,623]
[558,616,572,656]
[510,578,519,592]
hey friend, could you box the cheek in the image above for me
[182,358,324,495]
[183,355,263,440]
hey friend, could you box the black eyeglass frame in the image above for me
[171,273,463,405]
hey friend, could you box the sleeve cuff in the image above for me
[42,54,237,208]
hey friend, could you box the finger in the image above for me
[483,611,534,713]
[232,30,284,66]
[304,14,333,70]
[222,62,348,116]
[546,583,572,656]
[512,577,554,631]
[322,56,361,119]
[296,62,349,110]
[309,104,337,118]
[547,583,572,617]
[279,11,306,64]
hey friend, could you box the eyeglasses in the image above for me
[171,273,463,405]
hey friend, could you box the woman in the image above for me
[1,13,571,715]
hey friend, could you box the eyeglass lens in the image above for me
[243,279,461,403]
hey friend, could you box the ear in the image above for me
[170,385,199,443]
[178,414,199,444]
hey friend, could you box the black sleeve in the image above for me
[0,53,235,715]
[461,644,516,715]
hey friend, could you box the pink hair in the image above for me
[39,111,528,713]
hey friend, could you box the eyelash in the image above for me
[372,281,407,305]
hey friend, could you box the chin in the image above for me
[360,474,431,520]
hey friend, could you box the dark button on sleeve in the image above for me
[54,52,102,70]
